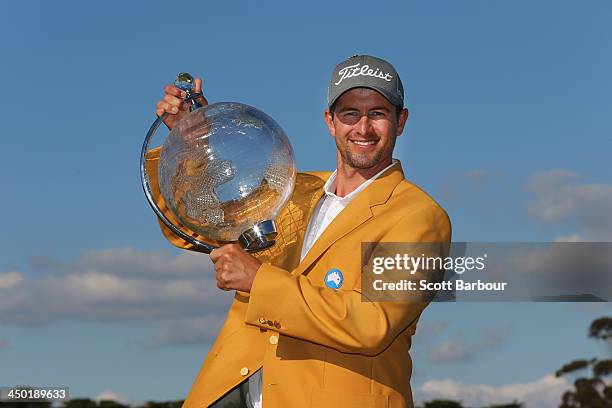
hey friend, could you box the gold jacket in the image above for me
[146,148,451,408]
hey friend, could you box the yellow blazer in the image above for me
[145,149,451,408]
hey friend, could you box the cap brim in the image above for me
[329,85,403,109]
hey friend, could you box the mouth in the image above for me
[349,139,379,147]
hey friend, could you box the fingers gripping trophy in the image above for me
[141,73,296,253]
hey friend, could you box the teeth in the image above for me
[351,140,377,146]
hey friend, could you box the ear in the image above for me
[395,108,409,136]
[324,109,336,137]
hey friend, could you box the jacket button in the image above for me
[259,317,266,324]
[240,367,249,376]
[269,335,279,345]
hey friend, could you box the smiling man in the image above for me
[149,54,451,408]
[324,85,407,196]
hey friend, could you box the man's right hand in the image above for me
[155,77,208,130]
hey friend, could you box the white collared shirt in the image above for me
[300,160,399,261]
[248,160,399,408]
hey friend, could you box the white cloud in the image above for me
[416,374,571,408]
[415,320,449,338]
[440,169,495,204]
[426,326,509,364]
[477,326,505,349]
[95,390,129,405]
[0,248,232,331]
[0,271,24,289]
[495,242,612,301]
[554,234,583,242]
[30,248,210,279]
[527,170,612,240]
[428,340,475,363]
[527,170,582,221]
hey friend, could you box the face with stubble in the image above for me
[324,88,408,174]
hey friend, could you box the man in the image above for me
[148,55,451,408]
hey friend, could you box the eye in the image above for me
[337,110,362,125]
[340,111,360,122]
[369,111,386,118]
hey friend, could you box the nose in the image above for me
[354,114,372,135]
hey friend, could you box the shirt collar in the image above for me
[323,159,399,202]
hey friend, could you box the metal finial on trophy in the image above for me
[174,72,195,92]
[174,72,203,111]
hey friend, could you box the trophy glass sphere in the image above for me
[156,101,296,250]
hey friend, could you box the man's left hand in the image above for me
[209,244,262,293]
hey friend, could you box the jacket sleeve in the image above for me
[243,205,451,356]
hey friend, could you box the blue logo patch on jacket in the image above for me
[325,268,343,289]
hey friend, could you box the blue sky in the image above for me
[1,1,611,406]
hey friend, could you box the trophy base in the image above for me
[239,220,278,252]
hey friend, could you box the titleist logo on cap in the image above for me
[334,63,394,86]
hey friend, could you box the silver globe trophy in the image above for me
[141,73,296,253]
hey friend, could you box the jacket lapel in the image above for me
[292,162,405,276]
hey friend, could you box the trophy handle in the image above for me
[140,73,217,253]
[140,115,219,254]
